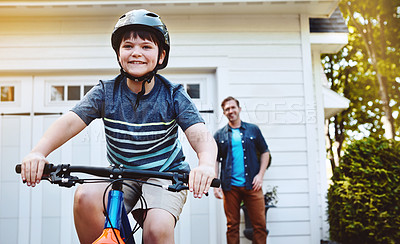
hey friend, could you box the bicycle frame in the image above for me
[94,181,134,244]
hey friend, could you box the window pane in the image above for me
[187,84,200,99]
[0,86,15,102]
[68,86,80,101]
[51,86,64,101]
[84,85,93,96]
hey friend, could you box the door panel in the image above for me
[0,77,33,244]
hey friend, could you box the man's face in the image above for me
[223,100,241,123]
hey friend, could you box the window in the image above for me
[49,84,94,102]
[187,84,200,99]
[179,83,201,99]
[67,86,80,101]
[0,86,15,102]
[84,85,93,95]
[51,86,64,101]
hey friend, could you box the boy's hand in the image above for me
[189,164,215,198]
[21,152,48,187]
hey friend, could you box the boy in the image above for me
[20,9,217,244]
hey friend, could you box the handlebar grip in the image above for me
[211,178,221,188]
[15,164,54,174]
[15,164,21,174]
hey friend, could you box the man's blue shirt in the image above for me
[231,128,245,186]
[214,121,269,191]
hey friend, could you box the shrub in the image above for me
[327,137,400,244]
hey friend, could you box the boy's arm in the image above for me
[184,123,217,198]
[21,111,87,187]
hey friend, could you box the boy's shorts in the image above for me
[123,178,188,223]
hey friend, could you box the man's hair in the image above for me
[221,96,240,109]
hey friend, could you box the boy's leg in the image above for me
[142,208,175,244]
[73,183,110,244]
[128,178,187,243]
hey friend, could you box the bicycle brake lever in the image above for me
[165,182,189,192]
[48,164,79,188]
[50,174,79,188]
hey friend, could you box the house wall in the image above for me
[0,11,325,244]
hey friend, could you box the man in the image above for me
[214,96,271,244]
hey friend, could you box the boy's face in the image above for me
[223,100,241,123]
[118,36,165,78]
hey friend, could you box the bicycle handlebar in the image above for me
[15,163,221,189]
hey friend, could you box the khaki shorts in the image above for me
[123,178,188,223]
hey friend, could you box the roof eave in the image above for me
[311,32,348,54]
[323,86,350,119]
[0,0,340,17]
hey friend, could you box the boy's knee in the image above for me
[143,212,174,243]
[144,224,172,242]
[150,221,170,233]
[74,185,97,210]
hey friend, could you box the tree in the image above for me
[339,0,400,139]
[323,0,400,170]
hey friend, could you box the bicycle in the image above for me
[15,163,220,244]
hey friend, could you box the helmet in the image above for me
[111,9,170,70]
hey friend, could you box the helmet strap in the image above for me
[133,79,148,110]
[119,67,156,111]
[120,67,156,83]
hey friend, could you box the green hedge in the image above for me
[328,137,400,244]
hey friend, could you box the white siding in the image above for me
[0,16,116,71]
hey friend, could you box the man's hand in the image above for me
[214,187,223,199]
[252,173,264,191]
[252,151,269,191]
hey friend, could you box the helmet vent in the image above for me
[119,14,126,19]
[146,13,159,18]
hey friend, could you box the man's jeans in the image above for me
[223,186,267,244]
